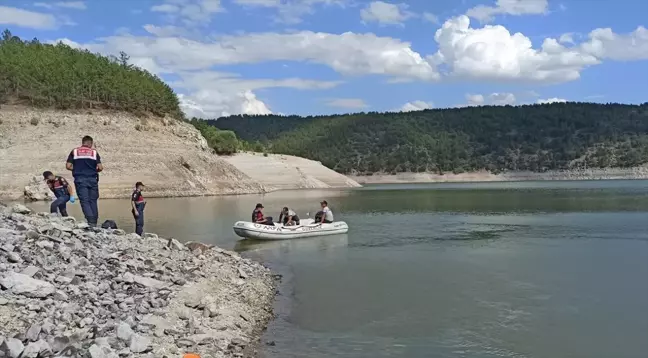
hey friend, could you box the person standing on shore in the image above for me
[131,182,146,236]
[43,171,76,217]
[66,135,103,227]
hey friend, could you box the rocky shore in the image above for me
[351,167,648,184]
[0,202,276,358]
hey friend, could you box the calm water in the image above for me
[22,180,648,358]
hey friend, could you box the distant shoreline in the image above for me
[349,167,648,184]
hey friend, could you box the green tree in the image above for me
[0,29,183,119]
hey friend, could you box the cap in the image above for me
[320,200,328,205]
[255,203,264,208]
[135,181,145,187]
[282,207,289,211]
[42,171,53,179]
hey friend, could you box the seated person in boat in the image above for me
[279,207,300,226]
[314,200,334,224]
[252,203,273,225]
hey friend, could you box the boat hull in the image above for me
[233,219,349,240]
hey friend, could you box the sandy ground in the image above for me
[223,153,361,191]
[0,107,359,201]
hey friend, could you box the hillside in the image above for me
[0,29,359,199]
[213,103,648,175]
[223,153,360,190]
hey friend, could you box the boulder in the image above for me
[0,272,56,298]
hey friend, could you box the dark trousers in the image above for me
[132,204,145,236]
[75,176,99,226]
[283,215,300,225]
[50,194,70,216]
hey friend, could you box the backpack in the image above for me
[101,220,118,230]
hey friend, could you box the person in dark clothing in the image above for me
[278,207,300,226]
[43,171,76,217]
[252,203,273,225]
[66,135,103,227]
[131,182,146,236]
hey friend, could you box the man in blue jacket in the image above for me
[66,135,103,227]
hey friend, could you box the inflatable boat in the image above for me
[232,218,349,240]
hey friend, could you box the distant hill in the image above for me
[211,102,648,175]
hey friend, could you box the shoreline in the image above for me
[350,167,648,184]
[0,201,277,357]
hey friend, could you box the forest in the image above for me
[0,29,183,119]
[212,102,648,174]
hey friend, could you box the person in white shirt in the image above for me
[319,200,334,223]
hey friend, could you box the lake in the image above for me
[21,180,648,358]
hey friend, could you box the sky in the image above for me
[1,0,647,118]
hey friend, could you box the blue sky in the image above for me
[1,0,647,118]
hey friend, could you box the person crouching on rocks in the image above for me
[131,182,146,236]
[43,171,76,217]
[252,203,273,225]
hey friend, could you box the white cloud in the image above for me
[537,97,567,104]
[466,0,548,23]
[34,2,87,10]
[430,15,600,83]
[461,92,516,106]
[422,12,439,24]
[489,92,516,105]
[0,6,57,29]
[325,98,368,109]
[580,26,648,61]
[59,29,439,81]
[150,0,224,26]
[143,24,190,37]
[360,1,413,26]
[559,32,575,44]
[400,100,433,112]
[466,94,485,106]
[233,0,347,24]
[179,91,271,118]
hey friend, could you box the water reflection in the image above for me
[234,234,349,256]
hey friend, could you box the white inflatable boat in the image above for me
[233,218,349,240]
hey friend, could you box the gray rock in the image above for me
[25,230,40,240]
[175,338,195,347]
[53,290,69,301]
[0,272,55,298]
[20,265,40,277]
[166,238,184,251]
[132,275,168,290]
[89,344,119,358]
[0,337,24,358]
[6,252,21,263]
[11,204,31,214]
[25,324,41,341]
[36,240,54,250]
[116,322,134,342]
[128,334,151,353]
[238,267,248,279]
[55,276,73,284]
[0,298,8,305]
[0,244,14,253]
[20,340,50,358]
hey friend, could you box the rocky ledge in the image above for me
[0,202,276,358]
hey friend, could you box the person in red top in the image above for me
[131,182,146,236]
[43,171,76,217]
[252,203,273,225]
